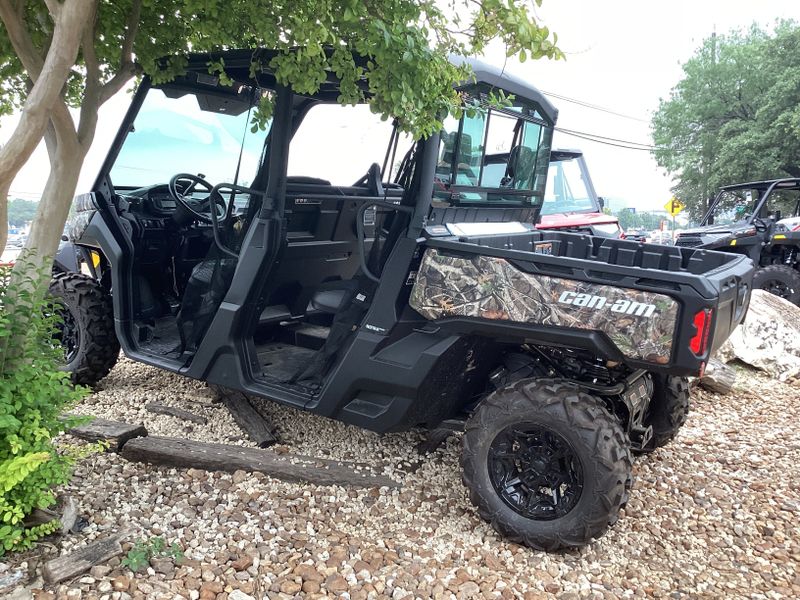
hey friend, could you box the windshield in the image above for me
[540,157,596,215]
[705,190,758,226]
[110,88,269,188]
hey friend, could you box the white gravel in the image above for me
[7,358,800,599]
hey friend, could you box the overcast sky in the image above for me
[3,0,800,211]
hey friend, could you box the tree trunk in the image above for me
[0,181,8,252]
[23,143,87,267]
[0,0,94,253]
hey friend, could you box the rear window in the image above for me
[433,88,553,208]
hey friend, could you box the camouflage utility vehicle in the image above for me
[54,49,754,550]
[676,179,800,305]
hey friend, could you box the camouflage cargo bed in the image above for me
[409,230,753,376]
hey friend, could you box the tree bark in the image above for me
[0,0,95,251]
[23,125,88,267]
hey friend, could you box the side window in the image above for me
[436,114,486,188]
[288,104,410,185]
[767,190,800,219]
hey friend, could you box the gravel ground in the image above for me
[5,358,800,600]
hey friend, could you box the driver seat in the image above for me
[175,190,259,353]
[176,255,237,353]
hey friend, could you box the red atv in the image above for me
[537,149,623,238]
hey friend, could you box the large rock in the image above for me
[717,290,800,381]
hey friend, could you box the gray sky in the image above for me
[3,0,800,210]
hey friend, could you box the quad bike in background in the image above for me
[53,49,754,550]
[676,179,800,305]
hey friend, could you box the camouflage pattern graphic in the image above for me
[66,193,97,242]
[409,248,679,363]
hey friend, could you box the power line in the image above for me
[554,127,662,152]
[555,126,655,148]
[541,89,650,123]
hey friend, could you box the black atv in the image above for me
[53,49,754,551]
[676,179,800,305]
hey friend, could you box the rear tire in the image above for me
[461,379,632,551]
[752,264,800,305]
[49,272,119,386]
[635,375,689,454]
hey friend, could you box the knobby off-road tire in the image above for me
[752,264,800,305]
[49,272,119,386]
[635,375,689,454]
[461,379,633,551]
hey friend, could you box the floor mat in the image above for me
[257,343,317,381]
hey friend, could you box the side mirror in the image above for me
[597,196,605,209]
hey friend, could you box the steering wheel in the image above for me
[168,173,226,224]
[753,216,769,233]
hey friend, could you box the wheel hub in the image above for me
[55,305,80,365]
[762,279,793,299]
[488,424,583,521]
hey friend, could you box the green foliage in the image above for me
[122,536,184,573]
[0,257,89,556]
[6,199,38,228]
[652,21,800,220]
[0,1,563,139]
[614,209,667,232]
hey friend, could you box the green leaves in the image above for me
[0,453,50,495]
[0,0,562,139]
[122,537,184,572]
[0,258,90,556]
[652,21,800,219]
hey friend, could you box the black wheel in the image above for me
[752,265,800,305]
[635,375,689,454]
[461,379,632,551]
[49,272,119,386]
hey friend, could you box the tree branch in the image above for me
[97,0,141,105]
[82,5,100,85]
[121,0,141,62]
[43,0,60,18]
[0,0,45,78]
[0,0,93,183]
[98,62,138,105]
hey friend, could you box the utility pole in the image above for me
[703,28,717,214]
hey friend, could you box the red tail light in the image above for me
[689,309,713,355]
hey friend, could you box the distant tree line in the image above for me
[7,198,38,228]
[613,209,667,231]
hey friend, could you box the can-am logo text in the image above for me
[557,291,657,318]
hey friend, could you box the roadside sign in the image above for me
[664,197,685,216]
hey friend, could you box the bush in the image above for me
[0,261,89,555]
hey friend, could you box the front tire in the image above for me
[752,264,800,305]
[461,379,632,551]
[49,273,119,386]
